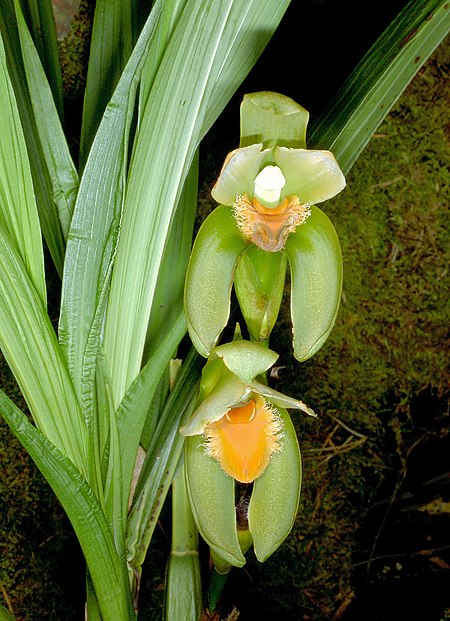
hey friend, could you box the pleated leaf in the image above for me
[126,349,202,577]
[59,1,164,403]
[310,0,450,173]
[0,0,67,275]
[80,0,135,166]
[114,311,187,523]
[19,0,63,119]
[14,0,78,241]
[0,227,86,473]
[0,29,45,302]
[0,390,135,621]
[103,0,291,405]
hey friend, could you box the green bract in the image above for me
[181,340,312,568]
[184,91,345,361]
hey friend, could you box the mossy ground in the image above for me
[0,6,448,621]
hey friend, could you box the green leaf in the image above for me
[59,1,164,401]
[115,311,187,519]
[144,152,198,363]
[0,28,46,302]
[14,0,78,242]
[0,226,86,473]
[285,206,343,362]
[0,390,135,621]
[0,0,67,275]
[18,0,63,119]
[138,0,187,117]
[248,408,302,562]
[310,0,450,173]
[103,0,291,403]
[80,0,135,166]
[0,605,16,621]
[199,0,291,139]
[126,348,202,579]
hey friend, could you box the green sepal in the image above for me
[249,380,315,417]
[285,205,343,361]
[210,548,234,576]
[234,245,287,342]
[184,205,249,357]
[248,408,301,562]
[180,369,246,436]
[212,340,278,384]
[208,527,252,574]
[184,435,246,568]
[240,91,309,149]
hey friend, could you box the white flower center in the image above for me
[253,165,286,207]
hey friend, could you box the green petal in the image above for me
[213,340,278,384]
[285,206,343,361]
[211,143,266,205]
[185,436,246,567]
[180,371,247,436]
[248,408,301,562]
[274,146,346,203]
[184,205,249,357]
[250,380,315,417]
[234,245,287,341]
[240,91,309,149]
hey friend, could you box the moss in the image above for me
[57,0,93,103]
[0,357,84,620]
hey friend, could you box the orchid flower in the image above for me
[184,92,345,361]
[181,340,314,566]
[211,142,345,252]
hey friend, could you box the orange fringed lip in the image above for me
[204,395,282,483]
[233,194,310,252]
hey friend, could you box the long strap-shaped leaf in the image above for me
[0,389,135,621]
[126,348,202,582]
[0,226,86,473]
[13,0,78,241]
[0,29,45,303]
[310,0,450,173]
[103,0,291,407]
[0,0,67,275]
[59,0,164,402]
[18,0,63,120]
[80,0,135,167]
[103,310,187,537]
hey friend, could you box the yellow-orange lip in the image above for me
[204,395,282,483]
[233,194,310,252]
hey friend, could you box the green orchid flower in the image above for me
[184,91,345,361]
[180,340,314,567]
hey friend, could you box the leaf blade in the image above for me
[310,0,450,173]
[0,390,135,621]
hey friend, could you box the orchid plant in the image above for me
[0,0,447,620]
